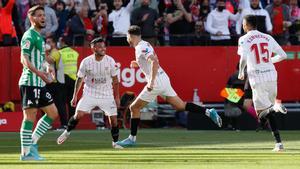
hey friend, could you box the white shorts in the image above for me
[137,72,177,102]
[76,95,117,116]
[252,81,277,111]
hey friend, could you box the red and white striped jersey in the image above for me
[77,54,118,98]
[237,30,286,85]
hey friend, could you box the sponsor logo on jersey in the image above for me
[0,119,7,126]
[142,48,150,55]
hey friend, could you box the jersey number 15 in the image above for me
[251,43,270,64]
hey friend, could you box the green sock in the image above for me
[20,120,33,156]
[32,115,53,144]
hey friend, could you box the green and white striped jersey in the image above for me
[19,27,46,87]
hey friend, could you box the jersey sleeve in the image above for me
[21,36,34,56]
[271,37,285,55]
[139,43,155,60]
[77,60,86,78]
[237,38,243,55]
[110,58,118,77]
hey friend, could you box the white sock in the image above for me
[129,135,136,142]
[205,109,210,117]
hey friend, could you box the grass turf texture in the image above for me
[0,129,299,169]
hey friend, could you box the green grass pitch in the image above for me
[0,129,299,169]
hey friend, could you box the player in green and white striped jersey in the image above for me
[18,5,58,161]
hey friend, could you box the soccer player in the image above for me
[56,37,123,149]
[237,15,288,151]
[19,5,58,161]
[117,25,222,147]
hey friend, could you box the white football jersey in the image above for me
[237,30,284,85]
[77,54,118,99]
[135,40,164,80]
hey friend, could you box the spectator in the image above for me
[236,0,272,35]
[15,0,30,26]
[58,36,79,121]
[133,0,159,11]
[45,36,68,130]
[190,0,210,45]
[266,0,292,45]
[67,5,94,46]
[54,0,70,39]
[92,2,108,41]
[166,0,193,46]
[199,0,210,21]
[25,0,58,38]
[131,0,161,46]
[0,0,18,46]
[288,0,300,45]
[205,0,240,46]
[108,0,134,46]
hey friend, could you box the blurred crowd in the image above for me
[0,0,300,46]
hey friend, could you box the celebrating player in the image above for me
[56,37,123,149]
[19,5,58,161]
[117,25,222,147]
[237,15,288,151]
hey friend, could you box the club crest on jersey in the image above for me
[24,40,31,49]
[142,48,150,55]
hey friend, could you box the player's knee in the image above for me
[47,105,59,120]
[129,104,139,113]
[74,111,85,119]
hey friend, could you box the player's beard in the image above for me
[37,22,46,29]
[95,51,105,57]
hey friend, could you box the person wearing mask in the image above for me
[205,0,240,46]
[45,36,68,130]
[236,0,272,35]
[58,36,79,121]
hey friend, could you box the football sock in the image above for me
[32,115,53,144]
[259,106,275,119]
[66,116,79,132]
[267,113,282,143]
[130,118,140,137]
[111,127,119,142]
[20,120,33,156]
[185,102,206,114]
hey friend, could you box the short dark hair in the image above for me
[244,15,257,29]
[90,37,104,45]
[46,36,57,43]
[128,25,141,36]
[28,5,44,17]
